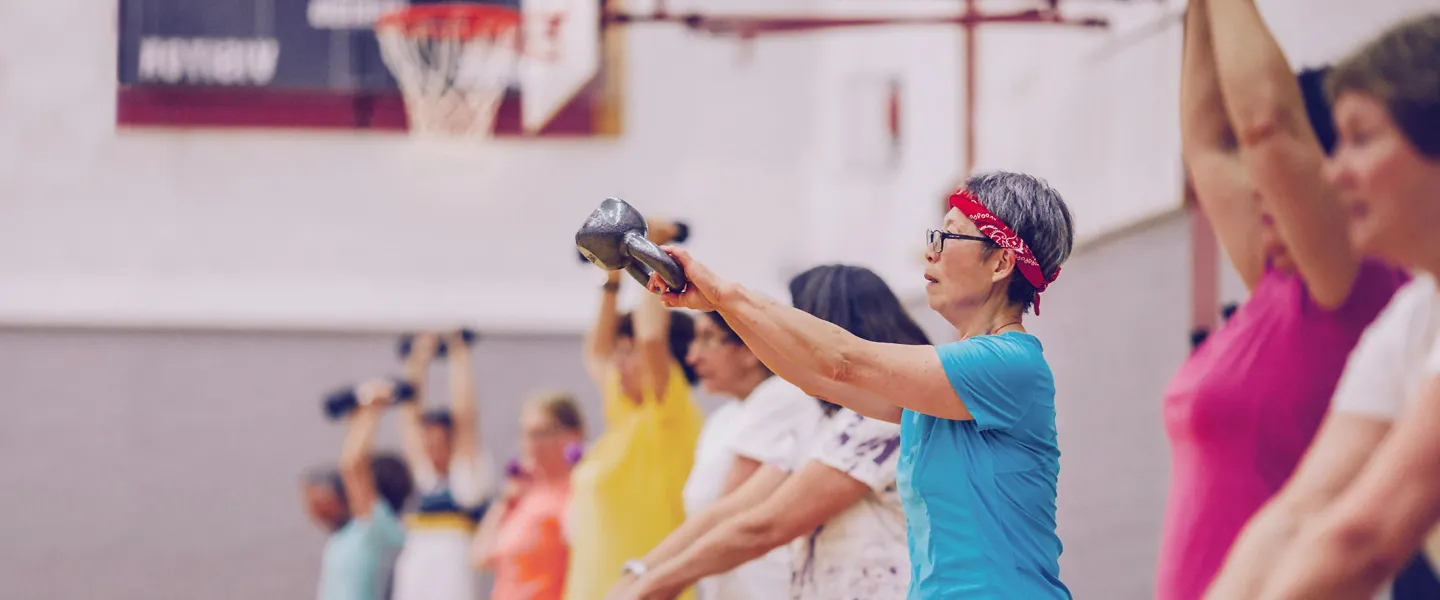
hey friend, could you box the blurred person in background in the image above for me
[393,331,498,600]
[472,391,587,600]
[565,220,706,600]
[1164,1,1408,598]
[302,380,415,600]
[608,265,926,600]
[674,309,826,599]
[1207,13,1440,600]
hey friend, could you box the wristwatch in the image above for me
[621,559,648,577]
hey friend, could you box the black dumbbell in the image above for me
[397,329,478,359]
[323,378,417,420]
[577,221,689,263]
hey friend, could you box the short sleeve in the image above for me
[411,461,439,494]
[359,502,407,549]
[1325,260,1409,322]
[1332,284,1420,419]
[729,380,823,469]
[448,448,498,508]
[808,410,901,493]
[935,335,1049,431]
[1427,331,1440,375]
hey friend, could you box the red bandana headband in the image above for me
[948,189,1060,315]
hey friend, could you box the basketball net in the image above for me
[375,5,541,156]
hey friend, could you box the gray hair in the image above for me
[965,171,1076,314]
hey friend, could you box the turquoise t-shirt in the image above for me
[317,502,407,600]
[897,332,1070,599]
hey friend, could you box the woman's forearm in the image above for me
[447,340,481,458]
[1180,0,1237,156]
[1206,0,1308,145]
[1205,500,1312,599]
[642,513,783,597]
[1206,0,1359,308]
[723,307,902,422]
[638,502,730,570]
[340,405,382,472]
[716,284,854,387]
[585,276,622,364]
[470,499,511,572]
[399,347,433,473]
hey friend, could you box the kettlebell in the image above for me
[322,378,417,421]
[397,328,478,360]
[575,198,688,293]
[577,221,689,263]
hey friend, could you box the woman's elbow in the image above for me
[338,453,367,476]
[825,348,859,387]
[736,516,793,554]
[471,550,493,573]
[1320,516,1412,580]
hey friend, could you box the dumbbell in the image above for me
[502,443,585,478]
[323,378,417,420]
[397,328,478,359]
[577,220,689,263]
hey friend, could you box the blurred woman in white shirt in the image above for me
[681,312,826,600]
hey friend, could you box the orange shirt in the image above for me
[489,481,571,600]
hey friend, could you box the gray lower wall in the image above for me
[0,211,1190,600]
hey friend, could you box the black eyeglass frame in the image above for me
[927,229,995,254]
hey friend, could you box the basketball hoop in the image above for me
[375,4,523,141]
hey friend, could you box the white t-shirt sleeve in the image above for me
[1428,332,1440,375]
[448,447,498,508]
[729,379,823,470]
[1332,281,1425,420]
[410,460,440,495]
[807,409,902,493]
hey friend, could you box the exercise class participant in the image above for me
[609,265,925,600]
[472,391,586,600]
[566,219,705,600]
[1207,14,1440,600]
[302,380,414,600]
[651,170,1075,598]
[1161,1,1408,598]
[393,332,498,600]
[678,310,825,599]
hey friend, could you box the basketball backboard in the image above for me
[115,0,613,136]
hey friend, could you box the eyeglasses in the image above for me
[927,229,993,254]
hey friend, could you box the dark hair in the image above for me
[966,171,1076,314]
[1298,67,1339,154]
[1327,14,1440,157]
[789,265,931,414]
[616,310,700,384]
[421,409,453,432]
[703,312,744,345]
[304,452,414,515]
[371,453,414,512]
[700,312,772,377]
[527,390,585,433]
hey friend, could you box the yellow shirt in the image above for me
[563,363,703,600]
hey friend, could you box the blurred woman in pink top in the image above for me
[1161,1,1407,599]
[472,392,586,600]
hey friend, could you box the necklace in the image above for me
[989,321,1023,335]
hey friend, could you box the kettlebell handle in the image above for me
[624,232,688,293]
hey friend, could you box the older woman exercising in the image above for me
[651,170,1075,598]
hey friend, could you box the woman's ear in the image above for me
[990,248,1017,284]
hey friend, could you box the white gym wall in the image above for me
[1,1,1436,599]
